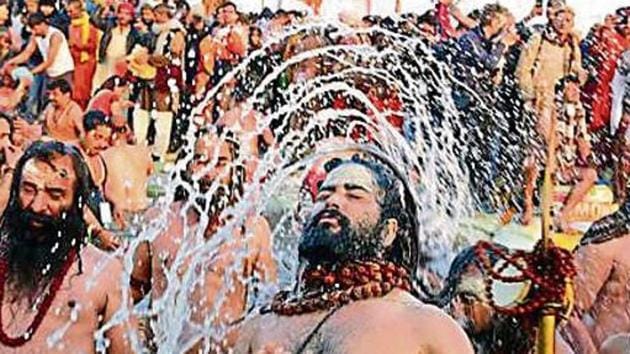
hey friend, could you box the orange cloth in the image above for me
[69,20,99,108]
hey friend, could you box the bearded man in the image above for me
[235,156,473,353]
[435,245,574,354]
[0,140,135,352]
[558,213,630,353]
[131,131,276,352]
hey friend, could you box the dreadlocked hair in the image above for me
[323,154,419,278]
[0,140,99,276]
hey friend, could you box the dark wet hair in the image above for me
[47,79,72,94]
[27,12,47,27]
[97,75,128,94]
[579,200,630,247]
[215,1,237,15]
[83,110,111,132]
[0,141,99,282]
[431,244,507,307]
[323,154,418,276]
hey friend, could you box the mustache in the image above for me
[308,208,350,229]
[20,210,64,230]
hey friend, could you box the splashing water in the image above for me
[70,18,528,353]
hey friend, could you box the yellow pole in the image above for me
[395,0,401,14]
[537,308,557,354]
[537,111,558,354]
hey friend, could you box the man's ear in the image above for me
[383,218,398,247]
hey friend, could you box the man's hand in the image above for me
[2,144,22,169]
[96,228,122,251]
[113,207,127,230]
[1,61,14,74]
[12,118,29,135]
[578,139,592,160]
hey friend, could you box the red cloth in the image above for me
[436,4,456,40]
[117,2,134,15]
[331,90,404,142]
[155,64,183,93]
[87,90,116,117]
[303,165,327,201]
[367,90,404,131]
[69,24,99,109]
[582,28,628,132]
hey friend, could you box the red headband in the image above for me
[118,2,135,15]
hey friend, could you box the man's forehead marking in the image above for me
[48,156,74,179]
[23,156,75,181]
[321,163,377,192]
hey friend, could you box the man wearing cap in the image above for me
[516,5,584,147]
[92,2,145,91]
[145,2,184,162]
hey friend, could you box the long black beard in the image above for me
[1,206,85,298]
[298,209,388,267]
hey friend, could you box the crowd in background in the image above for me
[0,0,626,240]
[0,0,627,353]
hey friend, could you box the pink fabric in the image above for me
[436,4,456,40]
[87,90,116,117]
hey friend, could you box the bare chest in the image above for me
[248,308,377,354]
[0,278,103,353]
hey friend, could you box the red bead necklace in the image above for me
[473,240,576,318]
[270,260,412,316]
[0,249,77,347]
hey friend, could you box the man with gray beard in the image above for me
[235,156,473,353]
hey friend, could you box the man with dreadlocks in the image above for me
[131,131,276,352]
[558,209,630,353]
[0,140,135,352]
[234,155,472,353]
[435,245,574,354]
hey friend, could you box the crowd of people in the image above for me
[0,0,628,352]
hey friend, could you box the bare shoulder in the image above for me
[232,311,266,353]
[576,235,626,262]
[346,290,473,354]
[81,245,124,281]
[245,215,271,237]
[148,202,187,257]
[77,245,125,303]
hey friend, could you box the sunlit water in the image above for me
[70,19,527,353]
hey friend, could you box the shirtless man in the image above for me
[0,117,23,213]
[79,111,124,251]
[215,81,274,182]
[560,227,630,353]
[235,156,473,353]
[80,110,112,193]
[101,135,153,230]
[0,140,135,353]
[41,79,84,144]
[436,245,573,354]
[132,131,276,352]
